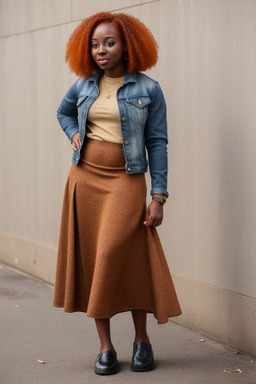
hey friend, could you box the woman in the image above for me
[53,12,181,375]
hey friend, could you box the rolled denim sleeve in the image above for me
[57,81,79,141]
[145,82,169,197]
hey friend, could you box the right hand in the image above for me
[71,132,81,151]
[143,200,163,228]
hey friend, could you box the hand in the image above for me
[71,132,81,151]
[143,200,163,228]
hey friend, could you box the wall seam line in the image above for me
[0,21,74,39]
[1,0,160,38]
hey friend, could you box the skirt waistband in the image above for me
[79,139,126,170]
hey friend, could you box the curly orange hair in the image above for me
[65,12,158,78]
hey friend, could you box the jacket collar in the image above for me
[87,70,137,85]
[124,72,137,83]
[87,70,103,84]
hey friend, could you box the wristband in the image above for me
[152,193,167,205]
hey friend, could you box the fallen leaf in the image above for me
[234,351,240,354]
[36,360,47,364]
[250,360,254,363]
[235,369,242,374]
[200,339,205,342]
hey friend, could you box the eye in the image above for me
[91,43,99,49]
[106,41,115,47]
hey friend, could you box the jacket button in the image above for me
[122,116,127,121]
[127,168,131,172]
[138,99,142,105]
[124,140,129,144]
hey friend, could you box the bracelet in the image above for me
[152,194,167,205]
[152,193,166,198]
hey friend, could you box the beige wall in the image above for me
[1,0,256,355]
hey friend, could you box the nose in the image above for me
[98,44,106,54]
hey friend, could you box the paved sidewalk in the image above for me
[0,262,256,384]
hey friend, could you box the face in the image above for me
[91,22,126,78]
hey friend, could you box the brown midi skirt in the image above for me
[53,139,181,324]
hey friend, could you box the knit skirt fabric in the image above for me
[53,139,181,324]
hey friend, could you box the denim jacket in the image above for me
[57,71,168,197]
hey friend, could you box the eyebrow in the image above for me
[91,36,115,40]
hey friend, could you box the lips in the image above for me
[98,58,109,65]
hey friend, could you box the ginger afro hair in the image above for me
[65,12,158,78]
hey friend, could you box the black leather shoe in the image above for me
[94,351,118,375]
[131,342,155,372]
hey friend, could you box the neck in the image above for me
[104,67,126,78]
[104,73,124,79]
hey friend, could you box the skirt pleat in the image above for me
[53,139,181,323]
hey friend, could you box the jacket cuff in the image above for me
[150,187,168,198]
[66,128,79,142]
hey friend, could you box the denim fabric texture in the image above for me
[57,71,168,196]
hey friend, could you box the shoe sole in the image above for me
[131,362,155,372]
[94,368,118,375]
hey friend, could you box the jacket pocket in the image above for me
[126,96,151,109]
[126,96,151,131]
[125,97,151,162]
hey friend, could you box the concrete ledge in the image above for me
[0,231,57,284]
[1,230,255,356]
[173,274,256,356]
